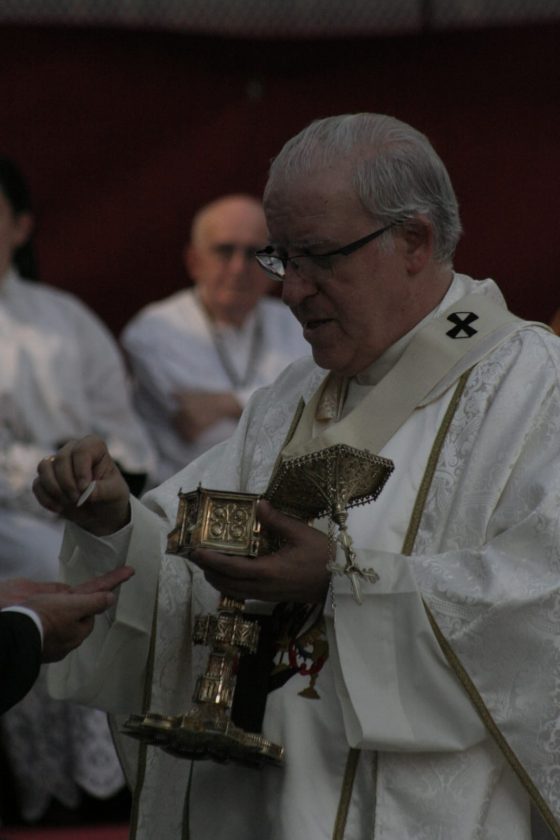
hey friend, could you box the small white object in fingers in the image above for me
[77,480,96,507]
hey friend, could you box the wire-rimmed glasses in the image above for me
[254,223,396,282]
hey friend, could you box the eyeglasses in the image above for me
[254,223,396,282]
[210,243,259,262]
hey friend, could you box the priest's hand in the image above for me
[32,435,131,536]
[189,500,331,603]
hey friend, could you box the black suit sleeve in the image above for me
[0,612,42,714]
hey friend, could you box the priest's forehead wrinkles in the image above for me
[265,199,358,252]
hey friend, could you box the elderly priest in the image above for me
[34,113,560,840]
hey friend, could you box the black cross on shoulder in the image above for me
[446,311,479,339]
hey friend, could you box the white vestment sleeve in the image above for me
[47,496,166,713]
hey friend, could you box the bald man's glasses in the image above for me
[254,223,396,282]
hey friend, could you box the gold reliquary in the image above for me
[166,486,275,559]
[123,444,394,767]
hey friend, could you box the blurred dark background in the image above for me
[0,5,558,333]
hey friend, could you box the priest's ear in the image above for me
[399,216,434,275]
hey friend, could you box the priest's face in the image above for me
[264,167,428,377]
[185,196,271,328]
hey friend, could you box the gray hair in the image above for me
[265,113,462,264]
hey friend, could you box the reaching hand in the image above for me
[32,435,131,535]
[19,566,135,662]
[189,500,331,603]
[0,578,70,609]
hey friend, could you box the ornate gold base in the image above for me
[123,707,284,767]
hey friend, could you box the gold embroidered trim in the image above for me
[182,762,195,840]
[401,371,470,556]
[282,396,306,447]
[424,607,560,838]
[266,397,306,483]
[316,374,349,422]
[402,370,560,838]
[330,373,471,840]
[332,748,361,840]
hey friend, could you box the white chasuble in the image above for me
[49,275,560,839]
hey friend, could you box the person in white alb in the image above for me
[121,194,308,484]
[0,157,155,823]
[34,115,560,839]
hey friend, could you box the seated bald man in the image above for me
[121,194,308,483]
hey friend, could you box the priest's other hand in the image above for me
[32,435,131,536]
[189,500,331,603]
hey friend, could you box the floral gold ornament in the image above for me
[123,444,393,765]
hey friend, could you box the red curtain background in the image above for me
[0,23,558,335]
